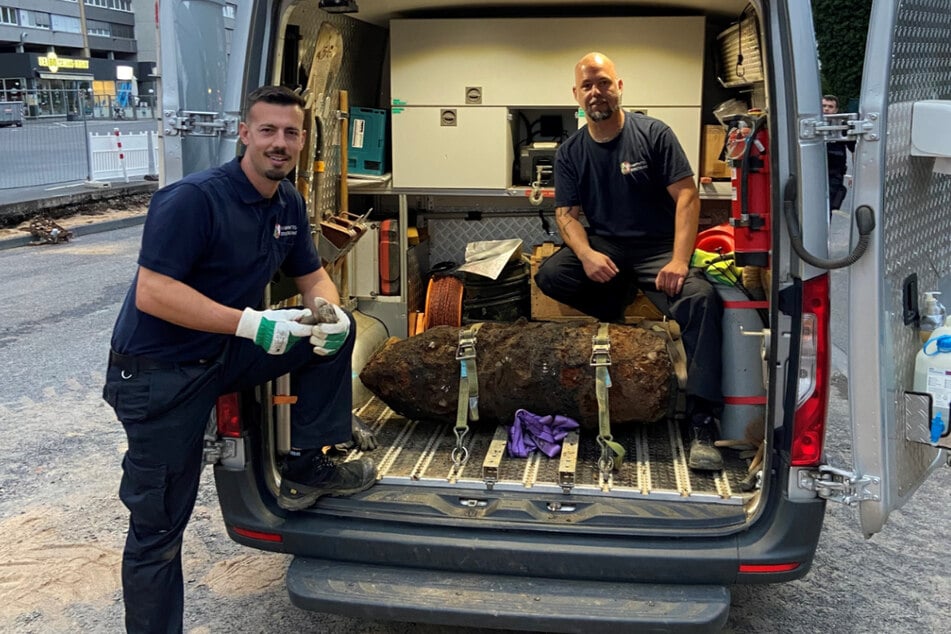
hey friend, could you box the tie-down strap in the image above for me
[649,319,688,390]
[591,323,625,472]
[453,323,484,464]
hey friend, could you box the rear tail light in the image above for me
[216,392,242,438]
[231,526,283,543]
[791,274,830,466]
[739,562,801,573]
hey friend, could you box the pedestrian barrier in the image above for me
[89,131,158,182]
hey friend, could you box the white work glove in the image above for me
[235,307,313,355]
[307,298,351,356]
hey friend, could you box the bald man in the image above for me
[535,52,725,471]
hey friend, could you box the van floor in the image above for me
[350,397,754,506]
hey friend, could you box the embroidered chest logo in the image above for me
[619,160,648,176]
[274,223,299,239]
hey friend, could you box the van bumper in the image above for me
[286,556,730,633]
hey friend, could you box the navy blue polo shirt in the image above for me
[110,157,321,362]
[554,112,693,239]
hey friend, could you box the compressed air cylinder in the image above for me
[717,285,768,441]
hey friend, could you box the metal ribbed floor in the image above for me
[350,398,753,505]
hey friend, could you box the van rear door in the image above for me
[157,0,254,184]
[848,0,951,537]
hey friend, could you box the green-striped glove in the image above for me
[235,308,313,355]
[309,298,351,356]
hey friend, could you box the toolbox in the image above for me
[348,107,387,175]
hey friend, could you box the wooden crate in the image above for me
[701,124,731,179]
[529,242,663,321]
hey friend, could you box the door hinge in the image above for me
[800,112,881,143]
[798,464,881,505]
[164,110,239,137]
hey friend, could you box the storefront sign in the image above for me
[38,53,90,73]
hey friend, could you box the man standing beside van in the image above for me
[535,52,724,471]
[103,85,377,632]
[822,94,855,212]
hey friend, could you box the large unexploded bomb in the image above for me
[359,320,675,428]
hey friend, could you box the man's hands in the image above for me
[580,249,687,297]
[235,300,351,356]
[655,260,688,296]
[235,308,313,355]
[306,298,351,356]
[580,249,619,283]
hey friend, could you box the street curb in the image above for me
[0,181,157,226]
[0,214,146,251]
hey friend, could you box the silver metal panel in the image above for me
[158,0,232,184]
[880,0,951,491]
[849,0,951,536]
[428,215,557,265]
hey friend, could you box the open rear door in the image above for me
[157,0,256,184]
[848,0,951,537]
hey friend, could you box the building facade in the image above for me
[0,0,236,119]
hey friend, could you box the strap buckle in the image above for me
[590,334,612,367]
[455,330,478,360]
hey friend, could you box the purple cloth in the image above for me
[507,409,580,458]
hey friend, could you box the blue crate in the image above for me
[348,106,387,175]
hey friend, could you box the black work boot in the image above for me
[278,448,377,511]
[687,414,724,471]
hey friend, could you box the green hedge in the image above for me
[812,0,872,108]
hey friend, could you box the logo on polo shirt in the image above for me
[274,223,299,239]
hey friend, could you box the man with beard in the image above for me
[103,85,376,632]
[535,52,724,472]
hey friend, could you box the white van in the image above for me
[158,1,950,630]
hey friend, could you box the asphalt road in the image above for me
[0,223,948,633]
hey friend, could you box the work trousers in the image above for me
[829,175,847,211]
[534,236,723,405]
[102,314,355,634]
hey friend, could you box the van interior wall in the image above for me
[285,7,389,219]
[274,4,772,513]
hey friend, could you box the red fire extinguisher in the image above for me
[727,112,770,267]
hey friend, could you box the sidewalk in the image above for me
[0,178,156,250]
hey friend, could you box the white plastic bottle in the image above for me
[919,291,946,343]
[913,315,951,441]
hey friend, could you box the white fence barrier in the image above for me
[89,130,158,182]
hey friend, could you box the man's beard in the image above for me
[586,93,620,122]
[264,152,291,181]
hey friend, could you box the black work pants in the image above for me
[102,315,355,633]
[829,175,847,211]
[534,236,723,405]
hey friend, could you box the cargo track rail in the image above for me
[349,398,753,505]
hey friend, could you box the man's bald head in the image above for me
[574,52,619,87]
[573,52,623,124]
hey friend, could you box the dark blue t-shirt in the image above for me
[111,157,321,362]
[554,112,693,239]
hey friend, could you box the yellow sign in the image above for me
[38,54,90,72]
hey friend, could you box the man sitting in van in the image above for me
[535,52,724,471]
